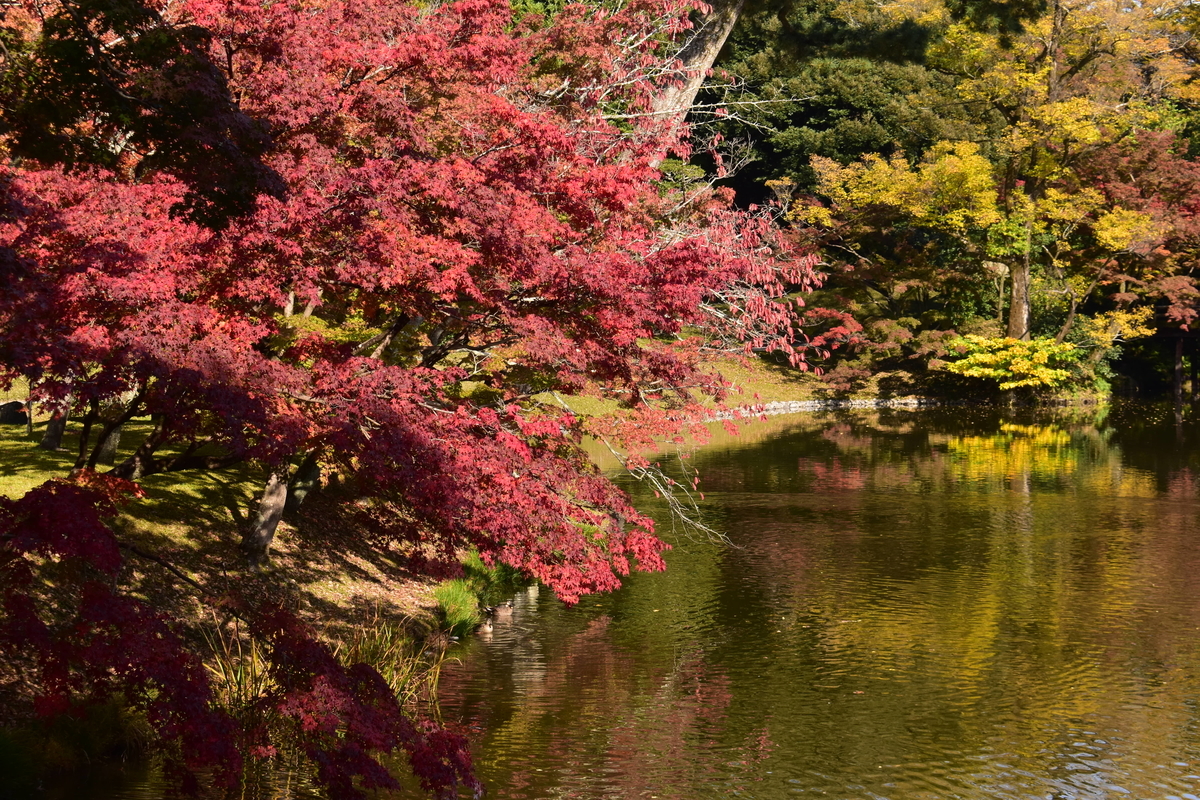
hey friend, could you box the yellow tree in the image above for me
[797,0,1191,342]
[927,0,1189,338]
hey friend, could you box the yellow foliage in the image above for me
[765,176,796,204]
[795,142,1000,233]
[1079,308,1156,349]
[1092,209,1160,253]
[1034,187,1102,225]
[942,335,1079,390]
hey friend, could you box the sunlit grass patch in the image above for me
[700,355,820,405]
[432,579,484,638]
[532,355,820,419]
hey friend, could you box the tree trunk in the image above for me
[996,275,1005,325]
[109,417,166,480]
[284,451,321,516]
[72,400,100,470]
[243,469,288,570]
[94,423,123,466]
[88,385,146,470]
[650,0,748,124]
[39,408,69,451]
[1007,257,1031,340]
[1055,297,1078,345]
[1174,336,1184,409]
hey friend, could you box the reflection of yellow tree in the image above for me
[451,411,1200,798]
[760,415,1200,787]
[944,422,1078,485]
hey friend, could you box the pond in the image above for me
[437,403,1200,800]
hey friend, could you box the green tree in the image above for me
[767,0,1197,383]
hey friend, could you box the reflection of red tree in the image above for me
[800,456,868,492]
[602,653,732,796]
[1166,467,1198,499]
[599,651,777,798]
[442,614,780,798]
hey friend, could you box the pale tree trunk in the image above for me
[284,451,321,516]
[983,261,1007,327]
[242,453,324,569]
[39,405,70,450]
[650,0,748,124]
[94,424,123,466]
[243,468,288,570]
[89,385,146,470]
[1007,237,1032,340]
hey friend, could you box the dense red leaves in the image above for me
[0,482,244,788]
[0,0,817,599]
[1078,132,1200,328]
[0,0,821,792]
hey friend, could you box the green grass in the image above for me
[0,419,262,587]
[461,550,531,606]
[0,414,447,628]
[703,355,821,404]
[431,551,534,638]
[531,355,821,419]
[432,579,484,637]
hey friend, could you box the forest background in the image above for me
[3,0,1200,797]
[701,0,1200,398]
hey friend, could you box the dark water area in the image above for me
[437,403,1200,800]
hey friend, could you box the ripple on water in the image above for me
[430,409,1200,800]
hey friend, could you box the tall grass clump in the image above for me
[331,612,448,706]
[201,616,277,731]
[432,579,484,638]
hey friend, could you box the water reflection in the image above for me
[439,403,1200,800]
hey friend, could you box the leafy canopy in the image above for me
[0,0,825,794]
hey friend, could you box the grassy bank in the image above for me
[432,551,532,637]
[0,411,452,779]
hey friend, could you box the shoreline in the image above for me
[743,397,943,416]
[725,394,1112,419]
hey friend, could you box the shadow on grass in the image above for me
[0,418,439,642]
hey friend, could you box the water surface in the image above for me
[439,404,1200,800]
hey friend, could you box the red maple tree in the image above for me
[0,0,823,793]
[1078,131,1200,329]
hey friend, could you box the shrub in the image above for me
[940,335,1080,391]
